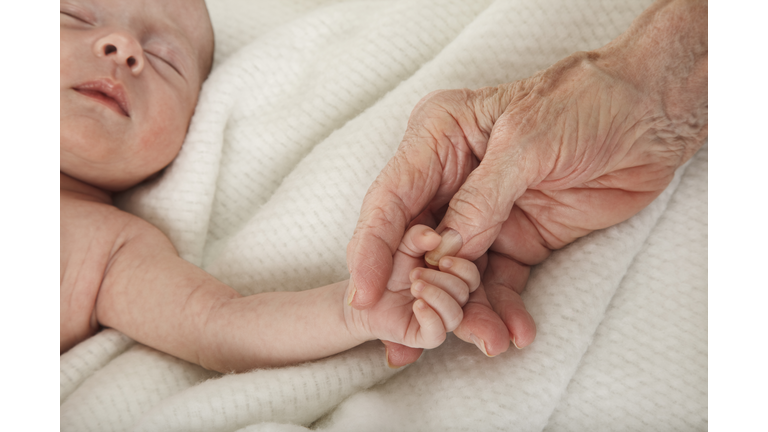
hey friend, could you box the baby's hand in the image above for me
[346,225,481,349]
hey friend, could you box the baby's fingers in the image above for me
[398,224,442,257]
[411,299,447,349]
[439,256,481,293]
[409,267,470,306]
[411,281,464,332]
[389,225,443,291]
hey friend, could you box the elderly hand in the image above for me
[347,0,707,366]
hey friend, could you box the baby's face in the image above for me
[60,0,214,191]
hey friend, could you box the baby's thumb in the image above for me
[425,140,532,264]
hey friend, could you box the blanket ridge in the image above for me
[61,1,706,430]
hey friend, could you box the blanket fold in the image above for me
[61,0,706,430]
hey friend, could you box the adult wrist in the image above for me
[593,0,707,95]
[592,0,708,158]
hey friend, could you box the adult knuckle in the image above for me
[412,89,472,119]
[450,186,494,224]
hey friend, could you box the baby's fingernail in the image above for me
[424,230,441,242]
[410,268,422,282]
[470,334,492,357]
[412,281,425,293]
[440,258,453,269]
[425,229,463,266]
[346,281,357,305]
[512,337,522,349]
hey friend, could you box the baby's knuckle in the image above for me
[457,285,470,305]
[450,309,465,330]
[428,332,447,349]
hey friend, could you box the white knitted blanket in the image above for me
[60,0,708,430]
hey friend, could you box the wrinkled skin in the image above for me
[347,0,707,365]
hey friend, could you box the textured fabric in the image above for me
[60,0,707,430]
[543,146,708,432]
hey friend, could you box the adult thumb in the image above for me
[425,128,536,264]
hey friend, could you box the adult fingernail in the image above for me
[346,280,357,305]
[425,229,463,266]
[470,334,492,357]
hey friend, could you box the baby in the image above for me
[60,0,478,373]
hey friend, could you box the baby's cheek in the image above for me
[141,106,187,162]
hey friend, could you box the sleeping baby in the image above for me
[60,0,478,373]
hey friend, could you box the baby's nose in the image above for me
[93,32,144,75]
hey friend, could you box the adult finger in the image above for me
[381,340,423,368]
[452,284,511,357]
[348,88,495,310]
[483,252,537,348]
[425,93,543,265]
[346,142,442,308]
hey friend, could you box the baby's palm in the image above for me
[363,234,446,349]
[353,225,472,350]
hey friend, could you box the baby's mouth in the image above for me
[74,80,130,117]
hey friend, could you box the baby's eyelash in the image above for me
[147,51,182,77]
[60,11,90,24]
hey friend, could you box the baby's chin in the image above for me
[60,148,167,192]
[61,130,185,193]
[61,166,148,193]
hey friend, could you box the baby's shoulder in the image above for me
[60,191,156,351]
[62,190,137,242]
[61,191,130,283]
[61,186,172,284]
[60,189,168,261]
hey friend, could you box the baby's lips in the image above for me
[425,229,463,266]
[74,79,131,117]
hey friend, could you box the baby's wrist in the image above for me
[340,280,376,344]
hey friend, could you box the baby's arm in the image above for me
[93,215,364,372]
[90,213,473,372]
